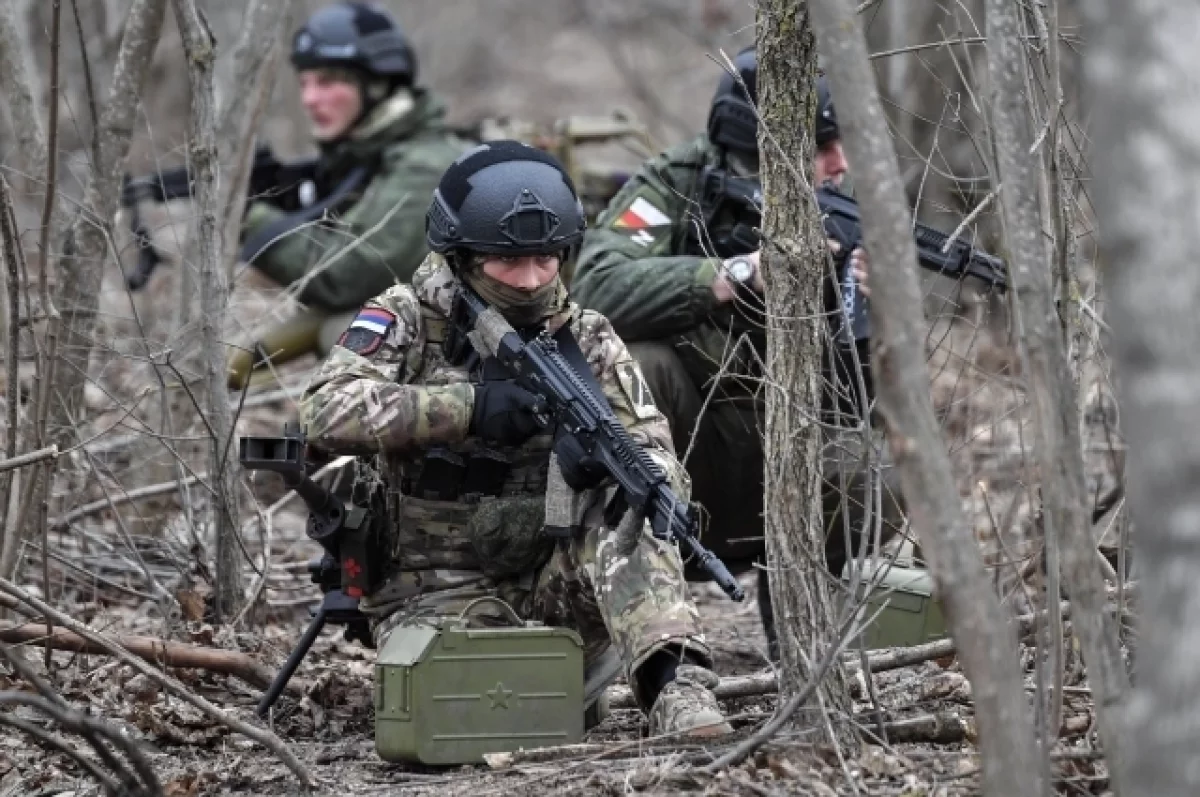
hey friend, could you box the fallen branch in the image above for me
[49,472,207,530]
[0,643,153,791]
[485,740,712,768]
[866,711,972,745]
[0,712,122,795]
[610,602,1083,709]
[0,620,306,695]
[0,445,58,474]
[0,692,160,795]
[0,577,314,787]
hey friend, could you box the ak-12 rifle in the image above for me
[448,285,746,602]
[239,423,385,717]
[695,166,1009,345]
[121,145,320,291]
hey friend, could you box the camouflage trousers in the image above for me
[627,340,907,577]
[363,498,712,710]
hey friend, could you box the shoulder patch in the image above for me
[337,306,397,357]
[608,192,673,249]
[615,360,659,421]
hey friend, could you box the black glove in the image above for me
[471,380,543,445]
[554,431,609,491]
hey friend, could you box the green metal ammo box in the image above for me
[374,598,585,765]
[844,560,948,649]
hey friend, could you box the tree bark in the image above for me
[0,0,47,181]
[984,0,1129,779]
[1084,3,1200,796]
[45,0,168,453]
[215,0,296,267]
[756,0,857,749]
[807,0,1046,792]
[171,0,241,622]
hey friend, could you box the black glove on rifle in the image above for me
[471,380,543,445]
[554,431,609,491]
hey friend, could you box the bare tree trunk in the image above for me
[1085,3,1200,796]
[807,0,1047,792]
[170,0,241,623]
[44,0,168,453]
[984,0,1129,780]
[215,0,296,261]
[756,0,857,749]
[0,0,47,180]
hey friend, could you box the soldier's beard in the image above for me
[463,269,566,328]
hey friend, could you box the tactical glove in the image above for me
[554,431,610,491]
[471,380,543,445]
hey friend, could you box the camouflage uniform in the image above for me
[300,253,712,708]
[572,135,905,583]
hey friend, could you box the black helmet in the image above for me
[815,74,840,147]
[706,47,841,153]
[291,2,417,85]
[426,140,587,258]
[706,46,758,156]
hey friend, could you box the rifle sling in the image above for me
[238,164,371,265]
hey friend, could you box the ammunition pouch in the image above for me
[467,495,554,581]
[411,447,513,502]
[323,459,390,599]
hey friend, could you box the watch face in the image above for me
[727,257,754,283]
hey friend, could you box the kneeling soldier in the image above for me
[300,141,732,738]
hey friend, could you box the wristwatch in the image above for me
[724,256,757,289]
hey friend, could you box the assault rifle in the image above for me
[239,423,384,717]
[121,145,320,290]
[449,286,746,602]
[696,166,1009,344]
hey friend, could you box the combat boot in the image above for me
[648,664,734,738]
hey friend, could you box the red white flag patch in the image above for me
[613,196,671,230]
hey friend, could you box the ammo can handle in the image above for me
[456,596,525,628]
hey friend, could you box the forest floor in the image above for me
[0,251,1120,797]
[0,561,1112,797]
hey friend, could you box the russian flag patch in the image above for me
[337,306,396,356]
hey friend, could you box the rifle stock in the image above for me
[121,145,319,290]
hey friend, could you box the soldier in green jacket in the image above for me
[301,142,732,739]
[229,2,469,389]
[572,48,905,653]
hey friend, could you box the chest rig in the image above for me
[405,303,556,503]
[376,300,558,574]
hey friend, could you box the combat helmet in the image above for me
[291,2,417,86]
[426,140,587,263]
[706,46,841,153]
[706,46,759,156]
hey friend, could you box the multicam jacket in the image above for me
[242,89,470,313]
[299,254,684,598]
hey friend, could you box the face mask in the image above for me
[463,267,566,328]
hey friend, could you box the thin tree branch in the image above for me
[0,576,314,786]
